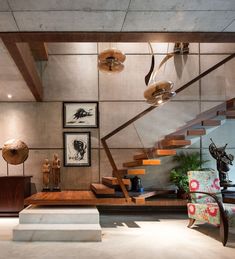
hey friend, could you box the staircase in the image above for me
[91,98,235,203]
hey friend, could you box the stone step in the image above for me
[102,177,130,187]
[133,149,176,160]
[13,223,101,242]
[91,183,115,195]
[19,205,99,224]
[123,159,161,168]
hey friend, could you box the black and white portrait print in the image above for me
[63,102,98,128]
[64,132,91,167]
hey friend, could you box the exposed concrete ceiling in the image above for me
[0,0,235,32]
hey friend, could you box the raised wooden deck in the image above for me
[24,191,187,207]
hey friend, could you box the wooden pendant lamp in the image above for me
[144,80,176,106]
[98,48,126,73]
[144,43,176,106]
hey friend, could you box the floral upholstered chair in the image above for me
[187,170,235,246]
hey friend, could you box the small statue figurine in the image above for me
[209,138,234,186]
[42,158,50,191]
[174,42,189,54]
[52,153,61,191]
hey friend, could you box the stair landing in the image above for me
[24,191,187,207]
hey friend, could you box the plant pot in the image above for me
[177,189,188,199]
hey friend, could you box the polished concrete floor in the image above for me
[0,212,234,259]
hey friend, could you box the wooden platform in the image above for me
[24,191,187,207]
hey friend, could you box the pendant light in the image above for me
[98,48,126,73]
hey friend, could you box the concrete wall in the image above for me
[0,42,235,192]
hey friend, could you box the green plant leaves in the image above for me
[170,151,208,192]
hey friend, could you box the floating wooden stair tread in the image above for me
[133,153,150,160]
[187,128,206,136]
[90,183,115,195]
[154,149,177,156]
[201,119,221,126]
[126,169,146,175]
[226,98,235,109]
[133,149,176,160]
[217,110,235,118]
[102,177,130,187]
[116,169,146,176]
[161,139,191,148]
[217,110,226,116]
[165,135,185,140]
[123,159,161,168]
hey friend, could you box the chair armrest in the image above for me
[189,191,227,224]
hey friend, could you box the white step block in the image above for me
[13,224,102,242]
[19,206,99,224]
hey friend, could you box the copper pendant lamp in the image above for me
[144,43,176,106]
[98,48,126,73]
[144,80,176,106]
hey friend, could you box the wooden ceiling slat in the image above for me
[1,32,235,43]
[29,42,48,61]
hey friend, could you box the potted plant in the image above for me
[170,152,208,199]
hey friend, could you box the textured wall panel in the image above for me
[43,55,98,101]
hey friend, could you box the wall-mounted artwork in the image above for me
[63,102,99,128]
[63,132,91,167]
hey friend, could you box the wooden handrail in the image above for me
[101,53,235,200]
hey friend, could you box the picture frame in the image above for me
[63,102,99,128]
[63,132,91,167]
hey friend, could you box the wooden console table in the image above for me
[223,194,235,204]
[0,176,32,216]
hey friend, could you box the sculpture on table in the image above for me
[42,159,50,191]
[174,42,189,54]
[2,139,29,176]
[209,138,234,186]
[52,153,61,191]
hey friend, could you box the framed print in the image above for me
[63,102,99,128]
[63,132,91,167]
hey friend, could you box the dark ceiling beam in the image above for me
[29,42,48,61]
[2,38,43,101]
[1,32,235,43]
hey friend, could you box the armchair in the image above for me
[187,170,235,246]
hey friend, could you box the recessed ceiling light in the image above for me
[7,94,12,99]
